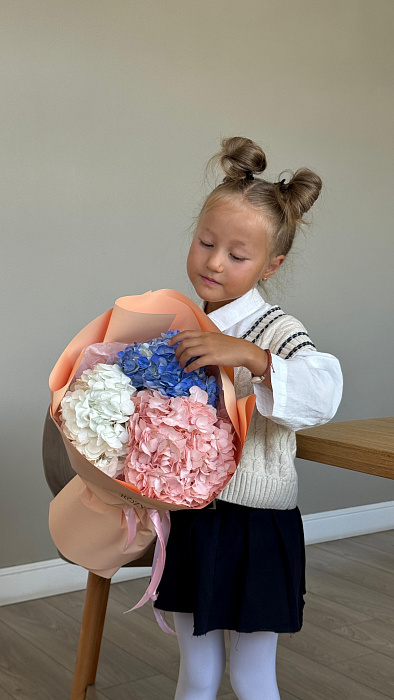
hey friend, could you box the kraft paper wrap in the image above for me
[49,475,156,578]
[48,289,256,575]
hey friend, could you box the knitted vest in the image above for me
[218,306,316,510]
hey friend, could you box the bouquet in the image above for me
[48,290,256,612]
[58,331,236,507]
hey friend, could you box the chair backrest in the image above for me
[42,407,76,497]
[42,407,155,568]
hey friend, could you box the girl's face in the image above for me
[187,200,284,312]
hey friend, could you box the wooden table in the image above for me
[296,417,394,480]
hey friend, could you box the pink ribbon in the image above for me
[123,508,175,635]
[125,508,137,547]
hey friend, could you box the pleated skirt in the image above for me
[154,498,306,636]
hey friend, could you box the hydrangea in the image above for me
[60,363,137,477]
[116,330,219,406]
[124,386,236,507]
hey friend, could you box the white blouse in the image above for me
[205,286,343,433]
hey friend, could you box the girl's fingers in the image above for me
[168,330,205,346]
[177,344,208,368]
[183,356,213,373]
[169,331,243,370]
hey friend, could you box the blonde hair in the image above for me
[198,136,322,261]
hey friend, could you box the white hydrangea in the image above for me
[60,363,136,477]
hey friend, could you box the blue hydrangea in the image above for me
[116,330,219,407]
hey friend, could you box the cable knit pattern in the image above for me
[218,310,314,510]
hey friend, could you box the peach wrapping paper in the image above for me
[48,475,157,578]
[48,289,256,576]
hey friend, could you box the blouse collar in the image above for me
[200,286,265,332]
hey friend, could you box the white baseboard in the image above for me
[302,500,394,544]
[0,560,151,607]
[1,501,393,607]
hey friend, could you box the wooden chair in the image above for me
[42,407,155,700]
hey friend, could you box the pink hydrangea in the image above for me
[124,386,236,507]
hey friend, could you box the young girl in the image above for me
[154,136,343,700]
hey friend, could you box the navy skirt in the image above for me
[154,499,306,636]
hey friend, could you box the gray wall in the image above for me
[1,0,393,568]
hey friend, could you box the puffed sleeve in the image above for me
[251,315,343,432]
[254,349,343,432]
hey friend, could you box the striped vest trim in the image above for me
[242,306,316,359]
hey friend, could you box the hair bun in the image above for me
[276,168,322,221]
[208,136,267,182]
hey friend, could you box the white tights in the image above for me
[173,612,281,700]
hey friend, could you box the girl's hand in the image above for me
[168,330,269,378]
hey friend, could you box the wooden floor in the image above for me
[0,530,394,699]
